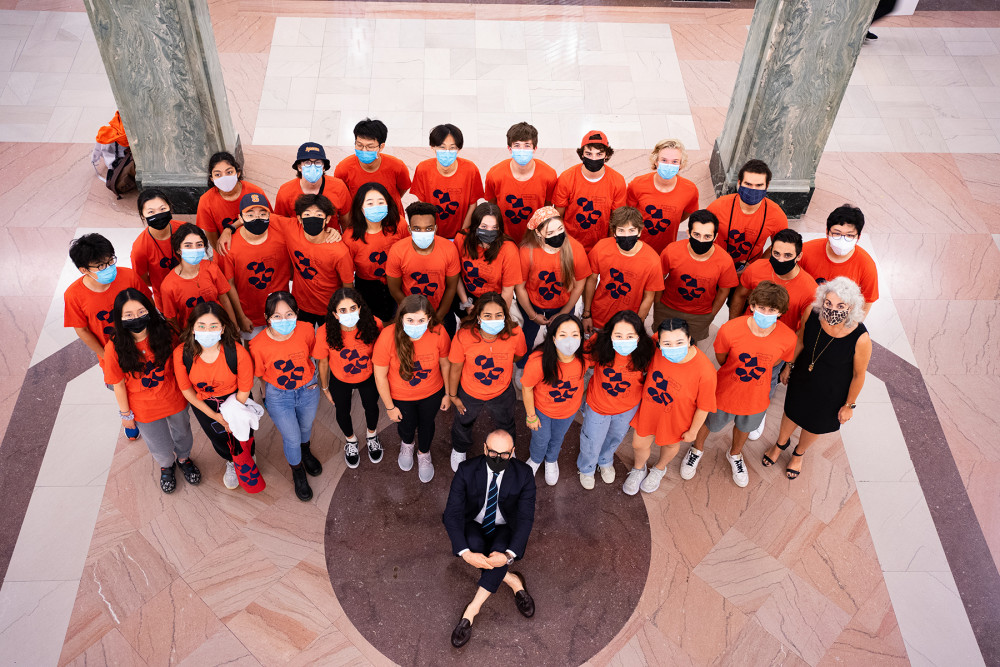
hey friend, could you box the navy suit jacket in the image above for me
[442,455,536,559]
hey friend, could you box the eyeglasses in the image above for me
[485,447,512,461]
[829,233,858,241]
[355,142,380,151]
[269,313,297,321]
[300,159,325,167]
[90,256,117,272]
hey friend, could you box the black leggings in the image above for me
[192,394,255,461]
[329,373,381,438]
[395,387,445,454]
[298,309,325,326]
[355,276,397,324]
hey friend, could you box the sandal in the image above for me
[160,462,176,493]
[761,440,789,467]
[786,447,804,480]
[177,458,201,485]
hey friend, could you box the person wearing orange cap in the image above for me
[274,142,351,231]
[553,130,627,253]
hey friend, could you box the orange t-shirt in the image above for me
[219,228,292,326]
[282,223,355,316]
[448,325,527,400]
[630,348,718,444]
[130,222,182,309]
[343,225,409,283]
[333,153,411,213]
[63,267,151,346]
[103,337,188,423]
[249,322,317,390]
[372,323,451,401]
[552,165,627,252]
[385,237,460,310]
[660,241,739,315]
[518,238,591,310]
[409,157,485,240]
[626,173,700,255]
[455,235,523,300]
[159,262,231,328]
[521,351,590,419]
[273,176,351,231]
[586,352,646,416]
[587,238,665,329]
[740,259,819,331]
[484,159,558,244]
[195,181,270,236]
[713,317,796,415]
[172,341,254,401]
[312,319,383,383]
[707,194,788,270]
[798,238,880,304]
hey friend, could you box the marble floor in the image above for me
[0,1,999,666]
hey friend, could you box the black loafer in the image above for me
[451,618,472,648]
[511,571,535,618]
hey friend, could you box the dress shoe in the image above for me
[451,618,472,648]
[511,571,535,618]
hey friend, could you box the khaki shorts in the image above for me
[652,303,716,342]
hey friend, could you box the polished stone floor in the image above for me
[0,1,998,666]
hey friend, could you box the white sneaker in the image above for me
[640,467,666,493]
[398,442,415,471]
[622,467,645,496]
[598,464,616,484]
[223,461,238,489]
[727,452,749,488]
[527,458,541,476]
[450,449,466,472]
[544,461,559,486]
[417,451,434,483]
[679,447,704,480]
[579,472,595,490]
[747,415,766,441]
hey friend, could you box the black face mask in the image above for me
[615,234,639,251]
[123,314,150,333]
[301,216,325,236]
[486,456,509,473]
[581,156,605,173]
[145,211,172,231]
[544,232,566,249]
[689,238,714,255]
[243,217,269,235]
[476,229,499,245]
[769,255,796,276]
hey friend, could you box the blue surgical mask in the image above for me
[511,149,533,166]
[181,248,206,265]
[753,310,779,329]
[612,339,638,356]
[411,230,435,249]
[364,205,388,223]
[355,148,378,164]
[338,311,360,328]
[436,150,458,168]
[657,163,680,180]
[661,344,688,363]
[93,264,117,285]
[403,322,428,340]
[301,164,323,184]
[194,331,221,348]
[480,319,505,336]
[271,318,297,335]
[737,185,767,206]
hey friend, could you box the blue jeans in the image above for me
[576,403,638,474]
[528,411,576,464]
[265,379,320,465]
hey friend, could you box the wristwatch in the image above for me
[505,550,516,566]
[846,402,857,409]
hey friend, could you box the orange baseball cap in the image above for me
[580,130,609,148]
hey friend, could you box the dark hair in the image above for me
[354,118,388,145]
[538,313,584,386]
[463,202,506,262]
[180,301,240,359]
[171,223,209,259]
[657,317,692,342]
[137,188,172,215]
[207,151,242,188]
[748,280,790,314]
[294,193,336,218]
[609,206,643,234]
[69,233,115,269]
[264,291,298,322]
[429,123,464,149]
[393,295,439,382]
[110,288,175,374]
[826,204,865,235]
[350,182,400,241]
[688,209,720,236]
[771,228,803,255]
[589,310,654,373]
[506,122,538,147]
[575,144,615,161]
[459,292,516,340]
[738,159,772,187]
[405,200,438,223]
[325,287,380,350]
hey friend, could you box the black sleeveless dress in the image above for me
[783,311,867,434]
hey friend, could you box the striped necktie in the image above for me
[482,472,499,535]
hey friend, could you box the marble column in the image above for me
[84,0,239,213]
[709,0,878,217]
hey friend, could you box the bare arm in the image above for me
[710,287,731,318]
[438,357,452,411]
[374,365,401,422]
[637,290,656,321]
[559,279,586,317]
[227,279,253,332]
[73,327,105,359]
[387,276,405,304]
[728,284,750,320]
[436,274,459,321]
[500,285,514,309]
[839,332,872,424]
[219,290,240,330]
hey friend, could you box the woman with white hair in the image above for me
[762,277,872,479]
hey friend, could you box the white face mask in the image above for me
[214,174,239,192]
[829,235,857,256]
[554,337,580,356]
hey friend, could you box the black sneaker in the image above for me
[345,440,361,469]
[367,433,383,463]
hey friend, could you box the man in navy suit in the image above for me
[442,430,537,647]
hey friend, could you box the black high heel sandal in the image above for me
[761,440,789,467]
[786,447,804,480]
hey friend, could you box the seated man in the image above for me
[442,430,537,648]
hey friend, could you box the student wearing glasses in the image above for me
[334,118,412,220]
[798,204,878,319]
[274,142,351,231]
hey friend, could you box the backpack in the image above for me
[93,111,136,199]
[182,342,239,377]
[105,143,136,199]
